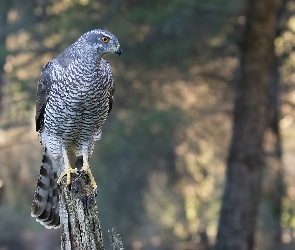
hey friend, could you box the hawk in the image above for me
[31,29,122,228]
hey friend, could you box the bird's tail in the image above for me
[31,147,60,229]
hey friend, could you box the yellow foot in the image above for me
[57,167,78,186]
[78,167,97,191]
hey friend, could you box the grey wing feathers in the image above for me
[35,61,54,132]
[108,85,115,116]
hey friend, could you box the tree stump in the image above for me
[59,174,104,250]
[59,174,125,250]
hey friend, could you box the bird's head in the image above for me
[79,29,122,56]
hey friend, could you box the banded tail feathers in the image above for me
[31,147,60,228]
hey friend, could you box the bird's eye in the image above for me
[102,36,109,43]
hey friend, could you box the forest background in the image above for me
[0,0,295,250]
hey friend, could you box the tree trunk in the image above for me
[260,45,284,250]
[260,1,290,247]
[59,176,105,250]
[214,0,278,250]
[59,175,124,250]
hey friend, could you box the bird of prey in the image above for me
[31,29,122,228]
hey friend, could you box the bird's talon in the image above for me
[77,170,88,182]
[78,169,85,177]
[77,166,98,192]
[57,168,78,187]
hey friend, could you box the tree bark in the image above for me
[258,1,289,247]
[214,0,278,250]
[59,175,125,250]
[260,1,290,247]
[257,54,284,250]
[261,36,284,250]
[59,176,104,250]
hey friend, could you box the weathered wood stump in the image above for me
[59,173,124,250]
[59,174,104,250]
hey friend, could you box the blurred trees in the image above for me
[215,0,278,249]
[0,0,10,114]
[258,2,289,250]
[0,0,295,250]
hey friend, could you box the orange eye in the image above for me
[102,36,109,43]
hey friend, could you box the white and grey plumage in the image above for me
[31,29,121,228]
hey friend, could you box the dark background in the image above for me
[0,0,295,249]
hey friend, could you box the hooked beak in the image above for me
[115,46,122,56]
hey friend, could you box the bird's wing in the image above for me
[92,85,115,141]
[103,59,115,116]
[35,61,54,132]
[107,85,115,116]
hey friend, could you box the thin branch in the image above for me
[109,227,124,250]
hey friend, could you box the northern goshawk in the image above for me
[31,29,122,228]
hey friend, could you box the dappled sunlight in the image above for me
[45,0,73,15]
[0,0,295,249]
[7,31,32,51]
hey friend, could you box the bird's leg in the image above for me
[79,149,98,194]
[57,149,78,187]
